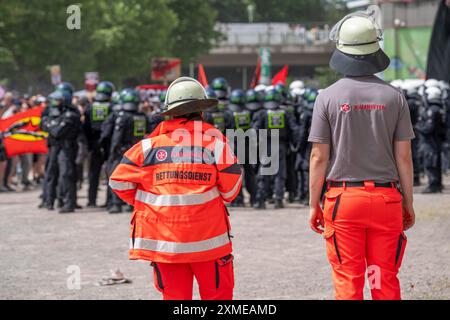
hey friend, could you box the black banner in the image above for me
[426,0,450,81]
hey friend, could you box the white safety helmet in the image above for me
[402,79,424,88]
[424,79,440,89]
[390,80,403,89]
[162,77,218,116]
[402,83,419,96]
[425,86,442,102]
[289,80,305,91]
[290,87,304,99]
[329,5,389,76]
[264,85,274,93]
[438,80,449,91]
[254,84,266,92]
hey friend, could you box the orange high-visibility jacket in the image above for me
[110,118,243,263]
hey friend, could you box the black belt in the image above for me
[328,181,397,188]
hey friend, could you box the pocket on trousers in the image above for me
[323,229,342,265]
[324,190,343,222]
[215,254,234,290]
[394,232,407,268]
[381,192,403,226]
[382,192,403,204]
[151,262,164,292]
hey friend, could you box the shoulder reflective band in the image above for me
[131,232,230,254]
[135,187,220,206]
[109,179,137,191]
[220,172,243,201]
[213,139,235,165]
[142,138,152,159]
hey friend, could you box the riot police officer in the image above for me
[296,88,316,204]
[203,86,233,134]
[253,88,298,209]
[84,81,115,207]
[439,81,450,173]
[99,91,123,209]
[245,89,262,117]
[42,90,81,213]
[276,84,298,203]
[100,91,122,152]
[415,86,446,193]
[41,82,76,210]
[210,77,230,104]
[107,88,150,213]
[228,89,256,207]
[403,84,423,186]
[146,90,166,134]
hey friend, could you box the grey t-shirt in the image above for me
[308,75,415,182]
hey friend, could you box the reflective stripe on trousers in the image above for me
[131,232,230,254]
[135,188,220,206]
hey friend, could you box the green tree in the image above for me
[87,0,177,87]
[0,0,221,92]
[313,66,341,88]
[210,0,248,23]
[0,0,96,91]
[211,0,348,23]
[168,0,221,64]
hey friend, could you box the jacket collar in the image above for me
[149,118,217,138]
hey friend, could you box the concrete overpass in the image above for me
[196,23,335,88]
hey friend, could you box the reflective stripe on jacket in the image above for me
[110,118,243,263]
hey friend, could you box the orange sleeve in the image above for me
[109,139,149,205]
[214,138,243,203]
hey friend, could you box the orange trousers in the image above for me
[323,183,407,300]
[151,254,234,300]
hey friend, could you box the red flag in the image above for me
[0,106,48,157]
[250,58,261,88]
[271,65,289,86]
[197,64,208,87]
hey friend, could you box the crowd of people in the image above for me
[0,92,47,192]
[0,75,449,213]
[391,78,450,193]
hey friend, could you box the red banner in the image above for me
[197,64,209,87]
[272,65,289,86]
[151,58,181,82]
[0,106,48,157]
[250,58,262,89]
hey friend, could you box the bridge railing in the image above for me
[215,23,331,47]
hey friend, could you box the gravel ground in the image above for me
[0,180,449,300]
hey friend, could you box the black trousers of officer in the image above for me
[43,145,59,206]
[58,146,77,209]
[255,143,287,201]
[285,149,298,199]
[106,155,124,207]
[424,151,442,189]
[234,163,256,205]
[88,142,105,205]
[233,141,256,205]
[411,137,421,182]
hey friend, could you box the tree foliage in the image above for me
[0,0,347,93]
[211,0,347,23]
[0,0,218,92]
